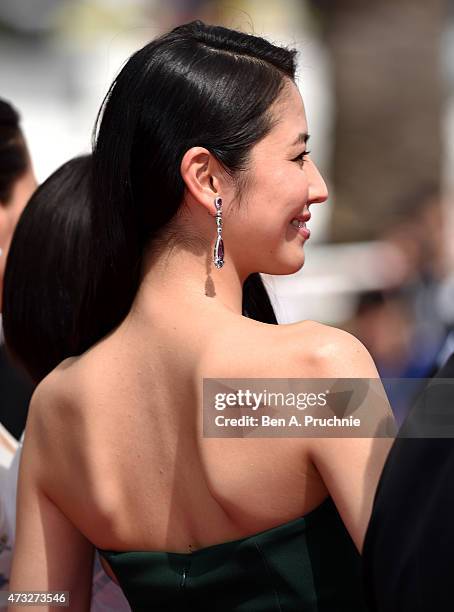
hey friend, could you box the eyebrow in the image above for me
[291,132,310,147]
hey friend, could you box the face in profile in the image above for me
[226,79,328,277]
[0,161,37,308]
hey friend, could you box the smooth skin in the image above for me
[9,80,394,610]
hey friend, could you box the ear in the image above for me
[180,147,224,214]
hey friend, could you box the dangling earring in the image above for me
[213,196,224,269]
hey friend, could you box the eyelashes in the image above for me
[293,150,311,164]
[292,151,310,163]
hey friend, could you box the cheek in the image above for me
[0,207,19,247]
[234,164,309,237]
[11,199,27,229]
[265,163,309,201]
[0,208,9,244]
[249,166,287,208]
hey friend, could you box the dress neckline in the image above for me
[97,496,333,558]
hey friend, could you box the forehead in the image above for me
[257,80,308,150]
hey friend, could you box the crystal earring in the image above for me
[213,196,224,269]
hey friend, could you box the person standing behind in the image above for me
[0,99,36,596]
[0,99,36,440]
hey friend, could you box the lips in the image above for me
[291,212,311,223]
[289,211,311,239]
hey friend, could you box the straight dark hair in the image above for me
[3,21,299,381]
[3,156,92,382]
[88,20,295,338]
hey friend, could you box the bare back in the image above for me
[39,314,330,555]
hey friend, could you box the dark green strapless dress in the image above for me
[97,497,368,611]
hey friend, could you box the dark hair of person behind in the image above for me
[0,98,29,203]
[3,156,93,382]
[89,20,290,339]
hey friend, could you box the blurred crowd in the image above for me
[345,187,452,423]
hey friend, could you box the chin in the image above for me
[262,253,306,276]
[287,257,305,275]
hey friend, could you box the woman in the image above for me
[7,21,393,610]
[0,98,36,440]
[0,98,36,596]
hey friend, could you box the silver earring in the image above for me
[0,247,3,257]
[213,196,224,269]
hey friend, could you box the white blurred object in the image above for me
[262,241,407,324]
[0,424,18,602]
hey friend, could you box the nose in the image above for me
[308,160,328,205]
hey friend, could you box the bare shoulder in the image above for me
[24,357,88,472]
[199,317,378,380]
[286,320,380,378]
[27,358,75,425]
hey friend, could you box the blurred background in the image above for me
[1,0,453,429]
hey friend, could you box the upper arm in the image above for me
[8,386,94,611]
[302,326,395,552]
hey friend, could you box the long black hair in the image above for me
[3,21,298,381]
[89,20,294,337]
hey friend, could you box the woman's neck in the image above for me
[132,239,248,319]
